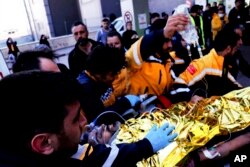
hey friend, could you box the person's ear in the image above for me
[223,46,232,56]
[227,46,233,54]
[31,133,55,155]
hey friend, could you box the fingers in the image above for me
[167,133,178,141]
[170,14,189,23]
[159,123,169,130]
[164,125,175,135]
[164,14,189,38]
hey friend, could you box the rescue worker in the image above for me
[170,27,243,103]
[77,46,141,122]
[189,5,206,49]
[211,7,222,41]
[77,14,189,121]
[0,71,177,167]
[113,14,189,97]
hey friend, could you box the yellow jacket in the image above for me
[212,13,222,40]
[170,49,242,102]
[113,37,173,96]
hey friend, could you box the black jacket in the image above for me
[68,39,102,78]
[84,139,153,167]
[77,71,132,122]
[228,50,250,79]
[0,149,83,167]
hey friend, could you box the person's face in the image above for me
[181,39,187,47]
[206,5,211,11]
[72,25,88,41]
[235,28,243,38]
[236,1,243,9]
[94,71,120,86]
[7,38,13,43]
[162,40,173,53]
[218,10,224,14]
[102,21,109,30]
[227,38,242,56]
[88,122,120,145]
[235,28,243,47]
[39,58,60,72]
[107,36,122,49]
[126,22,132,30]
[232,38,243,54]
[56,101,87,156]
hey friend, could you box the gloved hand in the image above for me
[145,123,177,153]
[125,95,141,107]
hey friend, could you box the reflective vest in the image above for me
[190,16,205,49]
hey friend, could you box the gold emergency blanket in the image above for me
[113,87,250,167]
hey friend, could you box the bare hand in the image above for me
[163,14,189,39]
[190,95,204,103]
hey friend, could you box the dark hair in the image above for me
[211,6,218,14]
[0,71,81,152]
[161,12,167,17]
[102,18,110,22]
[151,19,167,31]
[71,21,86,29]
[12,50,54,73]
[235,0,244,3]
[86,45,125,76]
[107,31,123,43]
[190,5,200,13]
[214,27,240,52]
[218,6,226,12]
[150,12,160,19]
[39,35,51,48]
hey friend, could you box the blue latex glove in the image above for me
[145,123,177,153]
[125,95,141,107]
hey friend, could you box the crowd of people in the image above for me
[1,1,250,166]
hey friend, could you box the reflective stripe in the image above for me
[170,88,190,95]
[227,73,242,87]
[190,16,205,48]
[187,68,221,86]
[199,16,205,47]
[174,59,185,64]
[175,77,186,84]
[170,69,177,80]
[71,144,92,160]
[174,68,221,87]
[148,55,162,63]
[102,144,119,167]
[133,41,142,66]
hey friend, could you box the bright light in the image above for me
[0,0,31,40]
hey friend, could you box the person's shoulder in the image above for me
[132,30,138,34]
[89,39,102,45]
[229,7,237,13]
[69,48,76,57]
[89,39,104,48]
[77,72,92,85]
